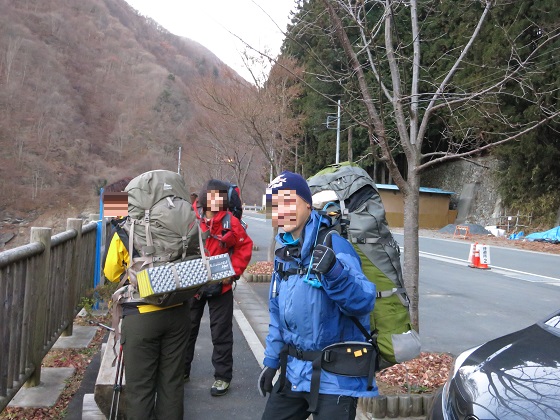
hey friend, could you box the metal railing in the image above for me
[0,218,97,411]
[243,205,264,212]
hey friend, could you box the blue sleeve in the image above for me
[263,271,283,369]
[319,234,375,317]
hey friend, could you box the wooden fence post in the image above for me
[25,227,51,387]
[62,219,83,337]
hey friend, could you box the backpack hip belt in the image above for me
[277,337,377,413]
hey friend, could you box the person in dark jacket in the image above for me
[258,171,378,420]
[104,225,190,420]
[184,179,253,396]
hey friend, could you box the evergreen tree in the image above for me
[276,0,560,329]
[282,0,559,222]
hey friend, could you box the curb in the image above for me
[357,394,434,419]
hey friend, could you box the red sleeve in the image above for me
[229,217,253,277]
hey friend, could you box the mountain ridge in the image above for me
[0,0,265,249]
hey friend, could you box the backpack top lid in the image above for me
[227,184,243,220]
[125,170,191,217]
[307,162,380,202]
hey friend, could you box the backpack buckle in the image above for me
[143,209,150,224]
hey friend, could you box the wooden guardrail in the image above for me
[0,218,97,412]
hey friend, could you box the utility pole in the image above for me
[326,100,342,164]
[335,99,341,164]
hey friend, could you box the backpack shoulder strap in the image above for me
[316,224,340,246]
[221,212,231,231]
[114,222,130,253]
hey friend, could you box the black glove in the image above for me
[312,244,337,274]
[258,366,277,397]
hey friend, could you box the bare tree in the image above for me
[307,0,560,329]
[113,112,130,153]
[192,110,257,193]
[194,52,303,180]
[193,53,304,261]
[4,36,22,85]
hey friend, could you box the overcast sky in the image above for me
[124,0,296,82]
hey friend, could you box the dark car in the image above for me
[428,310,560,420]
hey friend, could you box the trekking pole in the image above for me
[115,346,125,419]
[89,320,115,332]
[109,344,124,420]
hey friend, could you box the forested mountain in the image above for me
[2,0,558,252]
[278,0,560,227]
[0,0,267,248]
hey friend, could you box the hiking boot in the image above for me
[211,379,230,396]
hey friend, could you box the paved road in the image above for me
[244,212,560,356]
[390,232,560,355]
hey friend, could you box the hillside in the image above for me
[0,0,267,249]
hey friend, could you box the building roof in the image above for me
[376,184,455,195]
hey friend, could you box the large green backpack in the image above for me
[307,162,421,368]
[121,170,200,304]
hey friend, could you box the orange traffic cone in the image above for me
[477,244,491,270]
[469,246,480,268]
[468,242,477,267]
[469,243,491,269]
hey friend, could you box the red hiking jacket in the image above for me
[196,207,253,294]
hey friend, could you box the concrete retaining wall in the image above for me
[421,156,501,226]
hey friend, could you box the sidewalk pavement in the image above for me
[6,278,425,419]
[7,323,99,409]
[181,279,269,419]
[6,280,271,418]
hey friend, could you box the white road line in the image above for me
[416,249,560,283]
[233,306,265,369]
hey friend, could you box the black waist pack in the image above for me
[321,341,377,377]
[278,340,379,414]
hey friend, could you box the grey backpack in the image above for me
[118,170,200,306]
[307,162,421,368]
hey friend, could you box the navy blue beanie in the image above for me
[267,171,312,205]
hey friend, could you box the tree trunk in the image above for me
[402,177,420,331]
[267,226,278,262]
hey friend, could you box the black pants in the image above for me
[262,379,358,420]
[184,288,234,381]
[121,303,190,420]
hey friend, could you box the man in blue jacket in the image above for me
[258,171,378,420]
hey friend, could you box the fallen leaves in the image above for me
[245,261,274,275]
[377,352,454,394]
[1,317,108,420]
